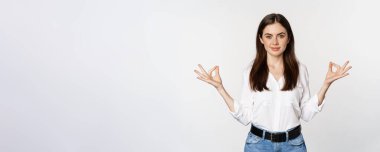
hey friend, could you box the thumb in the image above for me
[215,66,221,76]
[328,62,333,72]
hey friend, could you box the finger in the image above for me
[208,66,217,75]
[197,76,209,82]
[197,76,210,83]
[194,69,208,78]
[337,73,350,79]
[198,64,209,76]
[197,76,216,86]
[331,62,341,71]
[343,66,352,73]
[342,60,349,69]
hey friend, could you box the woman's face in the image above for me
[259,22,289,57]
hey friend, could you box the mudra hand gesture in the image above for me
[324,60,352,85]
[194,64,223,89]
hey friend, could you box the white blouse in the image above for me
[229,61,326,132]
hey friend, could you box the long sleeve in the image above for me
[228,65,254,126]
[299,64,326,122]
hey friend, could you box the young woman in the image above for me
[194,13,352,152]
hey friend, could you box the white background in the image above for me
[0,0,379,151]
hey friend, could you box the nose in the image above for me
[272,36,279,45]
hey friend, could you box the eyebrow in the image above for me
[263,32,286,36]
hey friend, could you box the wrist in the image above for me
[323,81,331,87]
[216,85,224,91]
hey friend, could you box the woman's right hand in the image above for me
[194,64,223,89]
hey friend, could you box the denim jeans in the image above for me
[244,127,307,152]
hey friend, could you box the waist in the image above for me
[250,124,302,143]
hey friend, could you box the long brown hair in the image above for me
[249,13,299,92]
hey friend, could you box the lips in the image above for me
[271,47,280,51]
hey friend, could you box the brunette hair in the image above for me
[249,13,299,92]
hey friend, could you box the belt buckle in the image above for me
[270,132,280,142]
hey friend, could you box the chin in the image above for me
[268,51,284,57]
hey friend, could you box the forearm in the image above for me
[317,82,331,106]
[216,85,235,112]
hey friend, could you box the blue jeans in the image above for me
[244,127,307,152]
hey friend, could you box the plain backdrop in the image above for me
[0,0,379,151]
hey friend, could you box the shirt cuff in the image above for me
[228,99,240,118]
[313,94,326,112]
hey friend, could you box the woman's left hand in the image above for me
[324,60,352,85]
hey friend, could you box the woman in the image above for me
[194,13,352,152]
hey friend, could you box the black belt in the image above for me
[250,125,301,142]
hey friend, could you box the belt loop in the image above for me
[262,130,266,139]
[286,131,289,141]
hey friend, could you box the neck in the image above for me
[267,53,283,69]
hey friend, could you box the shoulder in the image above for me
[242,60,253,78]
[298,61,309,76]
[243,60,253,73]
[298,61,307,72]
[297,61,310,84]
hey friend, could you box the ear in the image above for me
[259,35,264,44]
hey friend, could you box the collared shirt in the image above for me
[229,61,326,132]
